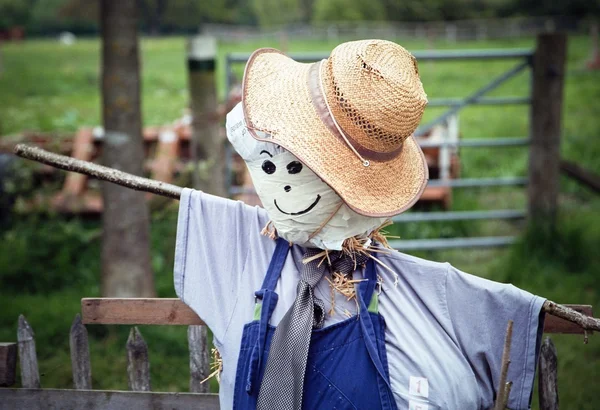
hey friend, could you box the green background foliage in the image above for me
[313,0,386,22]
[0,34,599,408]
[0,0,598,32]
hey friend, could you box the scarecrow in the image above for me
[173,40,545,410]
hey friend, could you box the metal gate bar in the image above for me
[418,137,530,148]
[229,177,527,196]
[392,209,526,222]
[415,60,530,136]
[389,236,517,251]
[224,48,535,250]
[428,177,527,188]
[225,49,533,64]
[428,97,530,107]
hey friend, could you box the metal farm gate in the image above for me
[223,35,565,251]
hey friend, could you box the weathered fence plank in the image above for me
[188,325,211,393]
[126,327,151,392]
[538,337,559,410]
[82,298,204,325]
[0,343,17,387]
[0,388,220,410]
[528,33,567,225]
[17,315,40,388]
[81,298,593,334]
[69,314,92,390]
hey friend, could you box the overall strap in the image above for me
[256,238,290,295]
[247,237,290,394]
[356,257,396,406]
[360,257,378,309]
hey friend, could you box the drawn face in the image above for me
[258,149,322,216]
[246,149,344,239]
[226,102,385,249]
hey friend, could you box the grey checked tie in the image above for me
[257,248,369,410]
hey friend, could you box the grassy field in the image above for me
[0,35,599,408]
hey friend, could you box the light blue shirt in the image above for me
[175,188,545,410]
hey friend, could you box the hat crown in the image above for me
[325,40,428,154]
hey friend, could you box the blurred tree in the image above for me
[252,0,301,27]
[299,0,314,24]
[313,0,385,22]
[100,0,155,297]
[60,0,99,23]
[506,0,600,19]
[161,0,234,32]
[7,0,599,34]
[137,0,167,35]
[381,0,512,22]
[29,0,98,34]
[0,0,31,30]
[232,0,259,26]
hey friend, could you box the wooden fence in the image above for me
[0,312,218,410]
[0,298,594,409]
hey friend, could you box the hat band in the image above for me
[307,60,403,164]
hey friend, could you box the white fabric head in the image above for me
[226,102,385,250]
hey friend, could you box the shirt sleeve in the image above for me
[174,188,269,345]
[444,265,546,410]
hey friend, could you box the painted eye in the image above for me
[262,160,276,175]
[287,161,303,174]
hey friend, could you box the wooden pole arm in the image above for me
[543,300,599,334]
[13,144,182,199]
[13,144,600,334]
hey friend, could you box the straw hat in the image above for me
[242,39,429,217]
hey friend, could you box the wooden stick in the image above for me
[494,320,513,410]
[542,304,594,334]
[13,144,182,199]
[502,382,513,408]
[543,300,598,337]
[13,145,600,333]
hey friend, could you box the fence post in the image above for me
[187,35,226,197]
[70,314,92,389]
[528,33,567,226]
[0,342,17,387]
[538,337,559,410]
[17,315,41,388]
[186,34,222,394]
[126,327,151,391]
[188,325,211,393]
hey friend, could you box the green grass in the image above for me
[1,35,599,408]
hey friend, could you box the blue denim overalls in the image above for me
[233,238,398,410]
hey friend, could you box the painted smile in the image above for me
[274,195,322,216]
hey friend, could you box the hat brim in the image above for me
[242,48,428,218]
